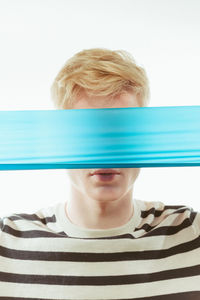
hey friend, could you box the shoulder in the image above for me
[0,203,59,235]
[135,198,199,233]
[135,198,194,216]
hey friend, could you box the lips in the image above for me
[91,169,120,176]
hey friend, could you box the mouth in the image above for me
[90,169,121,176]
[90,169,121,182]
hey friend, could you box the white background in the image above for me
[0,0,199,216]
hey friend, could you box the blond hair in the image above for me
[51,48,150,109]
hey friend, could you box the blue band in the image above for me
[0,106,200,171]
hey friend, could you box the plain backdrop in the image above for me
[0,0,199,216]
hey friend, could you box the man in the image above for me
[51,48,149,231]
[0,48,199,299]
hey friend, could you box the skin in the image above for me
[65,90,141,229]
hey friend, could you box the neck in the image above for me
[65,187,135,230]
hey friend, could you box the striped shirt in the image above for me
[0,198,200,299]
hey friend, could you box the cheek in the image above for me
[134,168,140,181]
[129,168,140,183]
[67,170,80,185]
[67,170,90,191]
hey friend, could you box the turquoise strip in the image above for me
[0,106,200,171]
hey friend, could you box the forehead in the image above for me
[71,91,140,109]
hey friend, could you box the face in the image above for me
[66,91,141,204]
